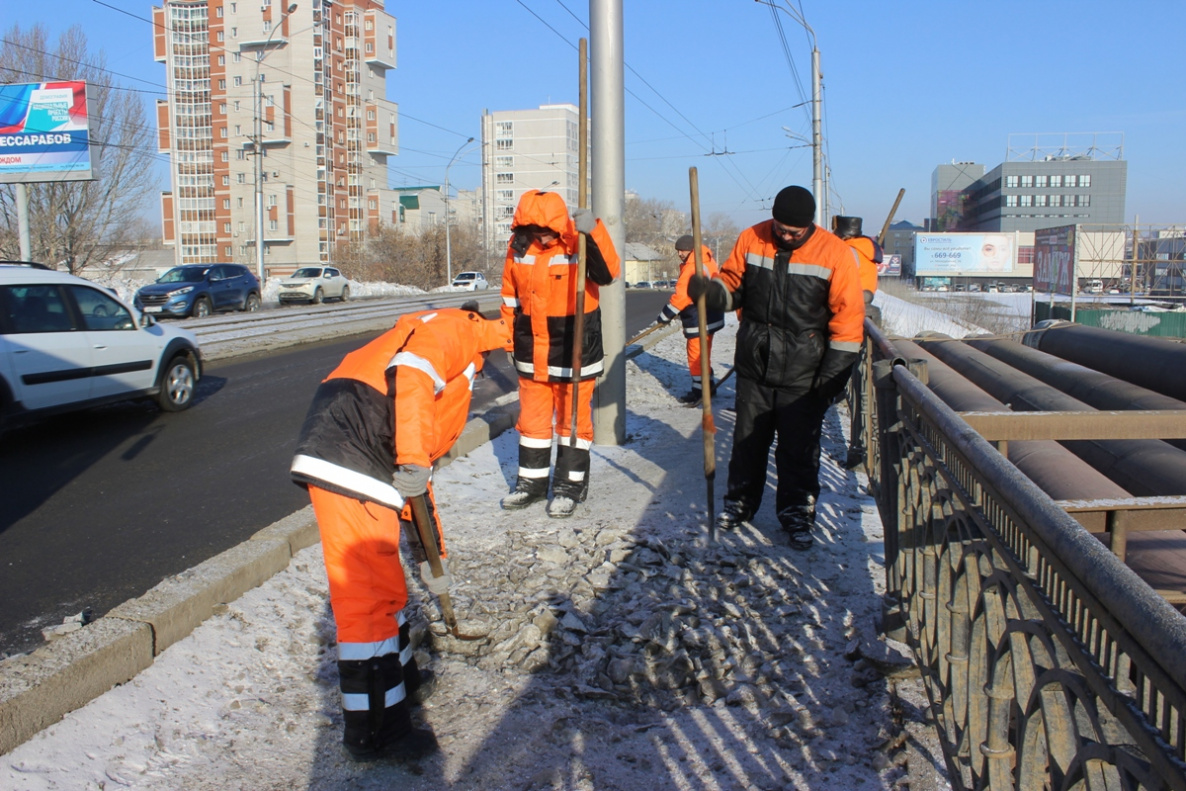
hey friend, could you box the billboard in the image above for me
[0,81,93,184]
[1033,225,1076,294]
[877,253,901,277]
[914,232,1018,276]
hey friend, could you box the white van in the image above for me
[1083,279,1104,294]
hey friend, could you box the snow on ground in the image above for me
[2,297,952,791]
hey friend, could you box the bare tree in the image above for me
[0,24,158,274]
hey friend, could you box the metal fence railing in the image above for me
[858,320,1186,790]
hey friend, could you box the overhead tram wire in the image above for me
[515,0,765,207]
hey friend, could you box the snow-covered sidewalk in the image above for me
[2,307,948,791]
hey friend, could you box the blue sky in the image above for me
[6,0,1185,232]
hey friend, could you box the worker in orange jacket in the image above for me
[291,304,512,762]
[833,215,882,469]
[654,234,725,403]
[498,189,620,518]
[689,186,864,550]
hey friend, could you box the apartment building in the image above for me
[480,104,579,250]
[153,0,399,277]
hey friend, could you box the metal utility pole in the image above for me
[254,3,297,283]
[590,0,626,446]
[445,137,474,285]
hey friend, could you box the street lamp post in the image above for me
[444,137,474,286]
[757,0,824,225]
[253,3,298,284]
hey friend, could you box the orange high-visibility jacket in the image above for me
[717,221,864,393]
[291,308,512,507]
[499,190,620,382]
[659,245,725,337]
[846,236,880,295]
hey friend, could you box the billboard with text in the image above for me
[1033,225,1076,294]
[0,81,93,184]
[914,232,1018,276]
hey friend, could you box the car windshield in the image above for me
[456,273,476,280]
[293,268,323,278]
[158,267,209,284]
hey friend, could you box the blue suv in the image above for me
[134,264,262,318]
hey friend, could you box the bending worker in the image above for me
[291,303,512,762]
[689,185,864,550]
[498,189,620,519]
[655,234,725,404]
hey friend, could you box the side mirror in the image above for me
[140,313,156,328]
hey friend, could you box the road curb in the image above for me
[0,324,671,756]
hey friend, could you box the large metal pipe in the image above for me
[919,337,1186,496]
[1025,322,1186,403]
[966,335,1186,453]
[890,339,1130,501]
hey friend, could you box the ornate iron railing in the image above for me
[860,321,1186,790]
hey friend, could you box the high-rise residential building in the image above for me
[481,104,579,250]
[153,0,399,277]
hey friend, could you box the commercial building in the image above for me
[153,0,400,277]
[480,104,579,251]
[931,133,1127,234]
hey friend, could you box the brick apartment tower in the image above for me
[153,0,399,276]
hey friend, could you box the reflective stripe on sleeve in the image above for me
[291,454,405,509]
[391,351,446,393]
[831,340,862,353]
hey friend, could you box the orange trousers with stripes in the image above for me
[516,377,594,442]
[309,484,446,645]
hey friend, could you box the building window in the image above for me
[1049,194,1062,207]
[368,199,377,209]
[1034,194,1047,207]
[221,151,229,161]
[238,222,245,233]
[218,55,225,66]
[366,42,374,53]
[496,139,513,151]
[1020,175,1033,188]
[223,222,231,233]
[1080,174,1091,187]
[223,199,230,209]
[217,31,224,42]
[1050,174,1062,187]
[268,194,277,207]
[495,156,513,169]
[238,198,244,208]
[1065,175,1078,187]
[496,172,513,184]
[501,205,515,217]
[218,78,226,89]
[367,109,375,120]
[231,27,237,38]
[223,175,230,185]
[216,6,223,16]
[1020,195,1033,207]
[233,52,241,63]
[497,189,514,201]
[1034,175,1047,188]
[237,150,246,160]
[1005,195,1018,207]
[1077,194,1091,207]
[269,220,278,231]
[496,121,513,135]
[233,76,241,87]
[225,245,232,256]
[367,132,375,143]
[238,173,246,183]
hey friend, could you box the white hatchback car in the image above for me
[278,266,351,304]
[451,271,489,291]
[0,262,202,431]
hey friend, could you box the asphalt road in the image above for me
[0,291,671,657]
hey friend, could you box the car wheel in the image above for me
[244,292,261,312]
[192,297,213,318]
[311,288,323,305]
[339,285,350,302]
[157,356,196,412]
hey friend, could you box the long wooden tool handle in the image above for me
[568,37,589,448]
[689,167,717,535]
[408,494,458,630]
[877,188,905,248]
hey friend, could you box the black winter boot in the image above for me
[340,656,440,762]
[501,476,547,510]
[548,444,589,518]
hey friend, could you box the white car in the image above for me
[278,266,350,304]
[0,262,203,431]
[451,271,489,291]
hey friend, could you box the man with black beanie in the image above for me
[687,185,864,550]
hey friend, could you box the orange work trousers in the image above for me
[516,377,594,443]
[686,334,714,381]
[309,484,446,647]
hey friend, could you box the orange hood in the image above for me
[510,190,575,246]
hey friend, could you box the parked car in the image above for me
[134,264,261,318]
[0,262,203,431]
[277,266,350,304]
[451,271,489,291]
[635,281,655,289]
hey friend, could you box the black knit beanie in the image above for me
[771,186,815,226]
[674,235,694,251]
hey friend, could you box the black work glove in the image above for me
[688,274,731,313]
[392,464,431,499]
[813,348,858,404]
[654,313,670,325]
